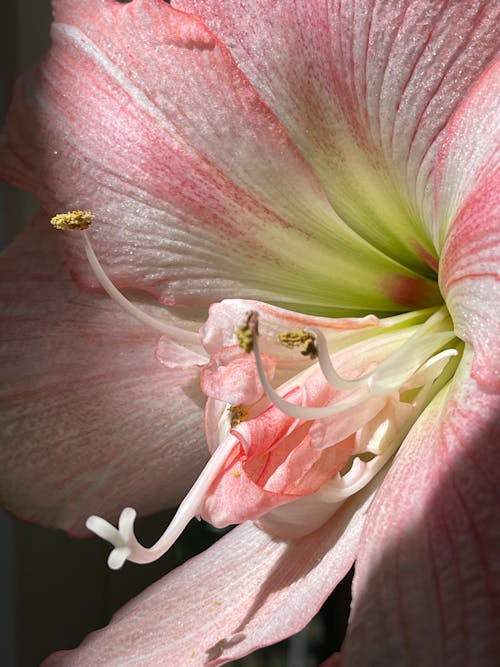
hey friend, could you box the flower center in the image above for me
[51,214,459,569]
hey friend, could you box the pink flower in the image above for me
[1,0,499,665]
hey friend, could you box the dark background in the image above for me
[0,2,351,665]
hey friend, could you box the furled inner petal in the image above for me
[200,345,276,405]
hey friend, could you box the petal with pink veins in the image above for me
[0,218,208,535]
[0,0,439,314]
[200,345,276,406]
[174,0,499,269]
[341,352,500,666]
[43,476,378,667]
[436,60,500,390]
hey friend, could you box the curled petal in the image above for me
[200,345,276,405]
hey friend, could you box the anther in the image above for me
[51,210,93,231]
[236,311,259,353]
[278,330,318,359]
[229,405,248,427]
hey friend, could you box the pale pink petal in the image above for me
[175,0,499,271]
[44,479,377,667]
[0,219,208,535]
[436,61,500,389]
[200,345,276,405]
[0,0,438,313]
[342,352,500,666]
[156,336,207,369]
[201,298,380,369]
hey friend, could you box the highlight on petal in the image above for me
[342,352,500,666]
[436,60,500,389]
[0,0,440,315]
[44,479,377,667]
[0,218,208,535]
[175,0,499,270]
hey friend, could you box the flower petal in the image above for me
[200,345,276,405]
[200,298,385,391]
[0,0,438,314]
[342,352,500,666]
[0,219,208,535]
[176,0,499,269]
[436,60,500,389]
[43,481,375,666]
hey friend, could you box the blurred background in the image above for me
[0,2,352,665]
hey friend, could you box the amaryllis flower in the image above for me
[1,0,499,664]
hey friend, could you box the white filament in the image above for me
[82,231,198,343]
[309,325,455,395]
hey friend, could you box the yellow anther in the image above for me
[235,311,259,353]
[229,405,248,428]
[278,330,318,359]
[50,210,93,231]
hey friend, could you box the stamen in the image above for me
[306,326,366,392]
[86,434,238,569]
[250,312,457,421]
[252,321,371,420]
[51,210,93,231]
[50,213,197,342]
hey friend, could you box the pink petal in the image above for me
[201,298,380,366]
[436,60,500,390]
[342,352,500,666]
[175,0,499,271]
[200,345,276,405]
[0,0,437,313]
[0,219,208,535]
[44,480,376,666]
